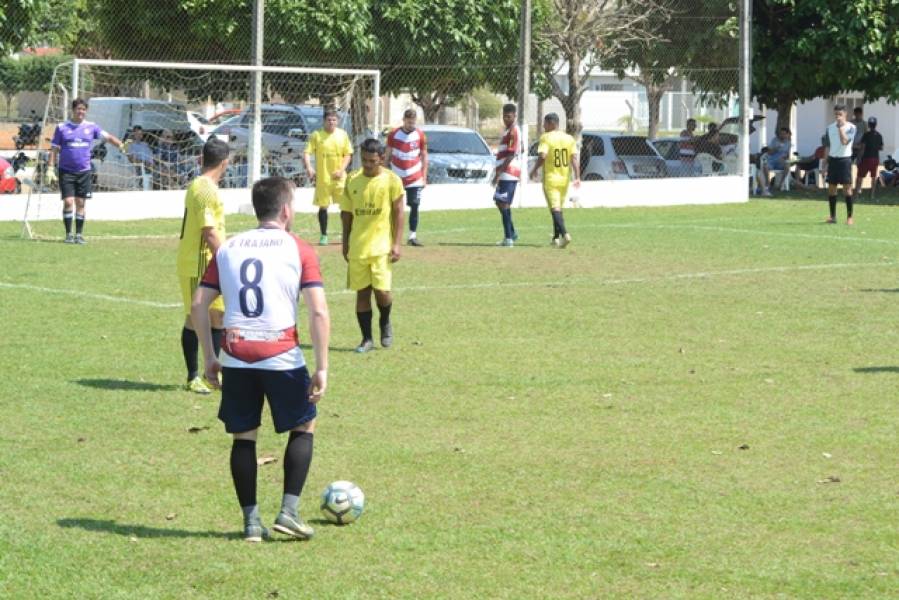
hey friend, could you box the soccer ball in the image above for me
[320,481,364,525]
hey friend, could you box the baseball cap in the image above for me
[868,116,877,126]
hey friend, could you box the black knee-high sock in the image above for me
[283,431,314,497]
[211,328,224,358]
[63,211,73,235]
[845,194,854,218]
[181,327,199,381]
[552,211,567,236]
[230,439,257,508]
[500,208,513,239]
[828,196,837,219]
[409,204,419,234]
[75,214,85,235]
[357,310,373,341]
[318,208,328,236]
[377,303,392,328]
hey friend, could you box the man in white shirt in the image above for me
[822,105,857,225]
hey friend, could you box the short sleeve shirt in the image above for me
[51,120,105,173]
[537,130,577,188]
[340,168,404,259]
[825,122,855,159]
[177,176,226,278]
[305,128,353,187]
[200,228,323,370]
[861,131,883,159]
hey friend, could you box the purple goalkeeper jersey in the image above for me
[51,120,106,173]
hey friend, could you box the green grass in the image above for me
[1,197,898,599]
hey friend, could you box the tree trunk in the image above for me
[564,51,583,136]
[775,96,794,134]
[646,85,665,140]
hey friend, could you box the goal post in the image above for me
[23,58,380,239]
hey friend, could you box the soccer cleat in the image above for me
[559,233,571,248]
[496,238,514,247]
[272,512,314,540]
[318,235,328,246]
[825,217,837,224]
[846,217,855,226]
[380,322,393,348]
[550,238,560,247]
[355,339,375,353]
[511,231,519,241]
[185,377,211,395]
[74,234,87,245]
[64,233,75,244]
[244,523,270,543]
[407,237,423,247]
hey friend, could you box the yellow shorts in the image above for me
[313,180,345,208]
[543,182,569,210]
[180,276,224,317]
[347,255,392,291]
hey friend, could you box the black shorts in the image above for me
[219,366,316,434]
[405,187,422,207]
[59,169,93,199]
[826,157,852,185]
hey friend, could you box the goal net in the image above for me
[23,59,380,237]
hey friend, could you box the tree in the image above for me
[0,58,24,119]
[604,0,738,138]
[1,0,40,55]
[533,0,666,135]
[753,0,899,131]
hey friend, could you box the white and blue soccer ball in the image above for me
[320,481,364,525]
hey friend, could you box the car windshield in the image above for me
[611,137,657,156]
[426,131,490,155]
[131,103,192,132]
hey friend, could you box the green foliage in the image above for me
[469,87,504,120]
[0,57,24,118]
[753,0,899,121]
[0,0,39,55]
[19,53,69,93]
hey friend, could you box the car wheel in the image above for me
[584,173,603,181]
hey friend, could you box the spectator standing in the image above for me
[385,109,428,246]
[850,106,866,162]
[854,116,883,195]
[50,97,125,243]
[678,118,698,167]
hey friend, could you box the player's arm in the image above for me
[201,225,224,253]
[838,124,850,146]
[101,130,125,150]
[335,152,352,180]
[530,152,546,181]
[191,286,222,389]
[340,210,353,262]
[389,193,404,263]
[571,149,581,187]
[303,135,316,182]
[301,285,329,402]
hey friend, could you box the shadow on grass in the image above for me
[852,366,899,374]
[74,378,181,391]
[57,518,237,540]
[768,186,899,207]
[437,241,542,248]
[859,288,899,293]
[299,344,360,354]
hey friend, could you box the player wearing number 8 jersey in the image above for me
[192,176,330,542]
[530,113,580,248]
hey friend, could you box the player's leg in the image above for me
[180,278,222,393]
[544,185,560,244]
[844,183,854,225]
[219,367,267,541]
[494,181,517,246]
[267,367,317,539]
[826,182,838,223]
[73,171,91,243]
[372,256,394,347]
[313,187,330,245]
[60,171,76,243]
[547,183,570,247]
[406,187,423,246]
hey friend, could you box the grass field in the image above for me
[1,197,898,599]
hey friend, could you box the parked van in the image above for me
[85,97,203,191]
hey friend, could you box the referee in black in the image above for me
[822,104,857,225]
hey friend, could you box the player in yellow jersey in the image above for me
[303,110,353,246]
[176,138,230,393]
[340,138,405,353]
[529,113,580,248]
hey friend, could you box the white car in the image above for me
[186,111,211,142]
[529,132,667,180]
[420,125,494,184]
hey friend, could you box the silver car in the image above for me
[650,137,701,177]
[420,125,493,184]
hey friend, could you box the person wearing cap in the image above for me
[855,116,883,195]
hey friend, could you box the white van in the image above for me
[85,97,203,191]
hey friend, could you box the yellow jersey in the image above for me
[305,128,353,187]
[340,168,404,259]
[537,130,577,188]
[176,175,225,278]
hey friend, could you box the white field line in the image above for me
[2,261,891,309]
[656,224,899,246]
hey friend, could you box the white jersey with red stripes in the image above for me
[387,127,427,188]
[495,124,522,181]
[200,226,323,371]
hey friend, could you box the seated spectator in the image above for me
[695,122,722,161]
[126,125,154,169]
[155,129,181,189]
[792,135,827,186]
[678,118,697,163]
[754,146,772,196]
[767,127,792,171]
[877,156,899,188]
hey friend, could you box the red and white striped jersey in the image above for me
[387,127,427,188]
[200,227,323,370]
[495,124,522,181]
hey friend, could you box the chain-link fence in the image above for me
[10,0,744,196]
